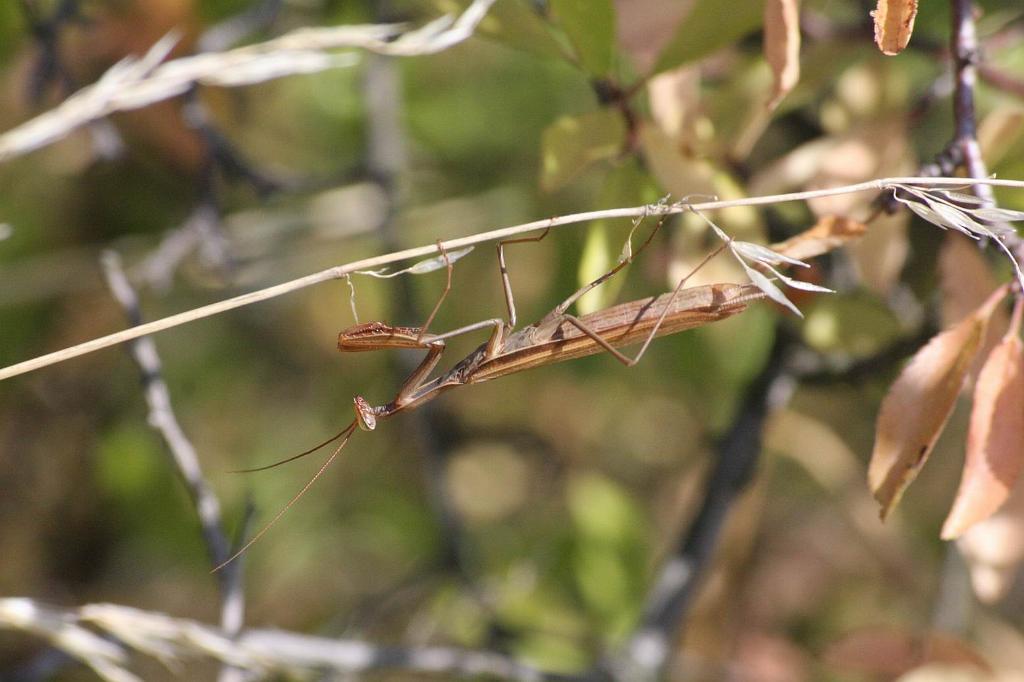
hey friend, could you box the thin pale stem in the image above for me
[3,177,1024,383]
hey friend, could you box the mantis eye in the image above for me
[353,396,376,431]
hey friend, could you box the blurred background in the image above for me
[3,0,1024,680]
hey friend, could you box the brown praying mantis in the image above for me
[214,211,767,570]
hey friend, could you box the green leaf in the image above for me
[540,109,626,192]
[549,0,616,75]
[652,0,766,75]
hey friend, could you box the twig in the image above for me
[0,0,498,162]
[0,598,584,682]
[2,177,1024,383]
[99,252,246,671]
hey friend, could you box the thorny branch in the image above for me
[2,176,1024,383]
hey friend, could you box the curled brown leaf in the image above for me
[871,0,918,56]
[869,286,1009,519]
[942,300,1024,540]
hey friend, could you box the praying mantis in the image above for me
[215,211,766,570]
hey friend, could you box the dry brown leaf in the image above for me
[823,628,991,677]
[770,215,866,261]
[871,0,919,56]
[764,0,801,109]
[942,302,1024,539]
[869,286,1009,519]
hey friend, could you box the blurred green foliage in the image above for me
[2,0,1024,680]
